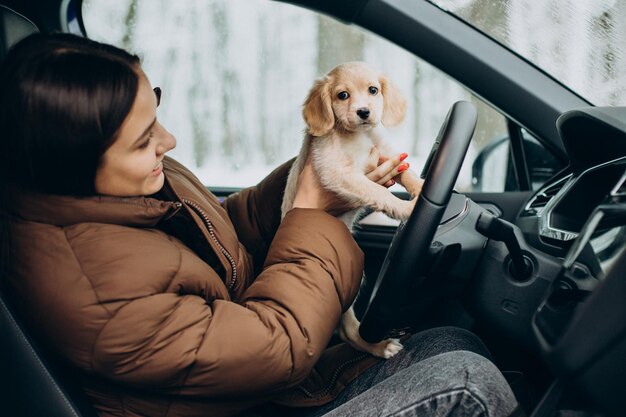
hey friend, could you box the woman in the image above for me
[0,33,519,417]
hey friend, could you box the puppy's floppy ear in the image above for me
[380,74,407,127]
[303,77,334,137]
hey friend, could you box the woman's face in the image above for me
[95,71,176,196]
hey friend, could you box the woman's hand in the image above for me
[292,157,354,215]
[364,147,410,188]
[365,147,424,197]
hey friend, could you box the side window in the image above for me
[80,0,556,192]
[471,129,565,192]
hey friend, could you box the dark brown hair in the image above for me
[0,32,141,195]
[0,33,140,285]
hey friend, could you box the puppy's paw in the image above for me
[371,338,404,359]
[338,310,404,359]
[398,170,424,198]
[346,334,404,359]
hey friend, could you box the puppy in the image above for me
[281,62,421,358]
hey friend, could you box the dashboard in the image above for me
[466,107,626,414]
[518,108,626,261]
[516,107,626,416]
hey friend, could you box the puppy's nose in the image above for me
[356,108,370,120]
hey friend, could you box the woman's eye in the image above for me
[369,86,378,95]
[337,91,350,100]
[138,135,153,149]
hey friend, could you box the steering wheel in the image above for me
[359,101,477,343]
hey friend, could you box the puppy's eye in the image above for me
[337,91,350,100]
[369,86,378,95]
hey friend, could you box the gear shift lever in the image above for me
[476,211,532,280]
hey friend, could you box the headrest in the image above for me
[0,5,39,63]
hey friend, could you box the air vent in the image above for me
[522,175,571,217]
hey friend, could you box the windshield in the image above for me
[428,0,626,106]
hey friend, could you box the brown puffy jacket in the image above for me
[5,157,374,417]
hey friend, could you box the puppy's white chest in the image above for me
[337,133,377,168]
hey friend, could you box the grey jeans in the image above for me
[316,350,518,417]
[252,327,520,417]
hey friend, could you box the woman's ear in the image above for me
[303,77,334,137]
[380,75,407,127]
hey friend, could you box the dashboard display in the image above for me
[551,161,626,233]
[539,158,626,243]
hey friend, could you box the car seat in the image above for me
[0,5,99,416]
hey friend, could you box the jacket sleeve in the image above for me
[90,208,363,397]
[221,159,293,270]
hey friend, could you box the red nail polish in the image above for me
[398,164,408,173]
[400,153,408,161]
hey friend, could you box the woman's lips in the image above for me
[151,161,163,175]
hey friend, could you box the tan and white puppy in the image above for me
[281,62,422,358]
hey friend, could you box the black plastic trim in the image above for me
[508,120,531,191]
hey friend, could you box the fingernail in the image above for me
[398,164,408,173]
[400,153,408,161]
[390,179,396,186]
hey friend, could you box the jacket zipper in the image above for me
[165,201,183,220]
[182,198,237,291]
[298,352,369,398]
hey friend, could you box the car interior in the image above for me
[1,1,625,417]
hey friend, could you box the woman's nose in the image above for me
[156,131,177,155]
